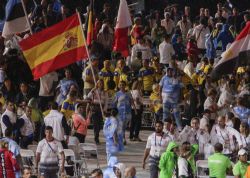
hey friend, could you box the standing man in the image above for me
[208,143,232,178]
[159,34,175,68]
[159,67,183,130]
[39,72,58,111]
[36,126,65,178]
[142,120,172,178]
[1,100,17,138]
[43,102,71,148]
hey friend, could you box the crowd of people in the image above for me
[0,0,250,177]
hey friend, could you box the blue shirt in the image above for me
[112,91,132,114]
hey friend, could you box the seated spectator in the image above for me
[103,156,118,178]
[22,167,32,178]
[124,166,136,178]
[91,168,103,178]
[19,106,35,148]
[113,163,126,178]
[16,82,32,107]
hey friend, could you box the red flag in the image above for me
[86,0,94,46]
[113,0,132,57]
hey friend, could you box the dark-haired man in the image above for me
[142,120,172,178]
[36,126,65,178]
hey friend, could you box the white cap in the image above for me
[238,149,248,156]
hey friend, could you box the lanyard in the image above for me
[155,133,164,147]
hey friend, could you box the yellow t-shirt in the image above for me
[150,92,162,113]
[99,68,113,91]
[60,98,75,120]
[139,67,155,91]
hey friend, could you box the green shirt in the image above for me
[208,153,231,178]
[233,161,249,178]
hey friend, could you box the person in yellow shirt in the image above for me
[61,90,77,120]
[139,59,155,96]
[114,59,125,89]
[99,60,114,91]
[151,57,164,82]
[150,84,162,120]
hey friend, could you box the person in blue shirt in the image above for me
[112,81,135,145]
[216,24,234,52]
[103,156,119,178]
[159,67,183,130]
[103,108,120,162]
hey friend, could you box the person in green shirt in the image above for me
[208,143,232,178]
[233,149,249,178]
[159,141,179,178]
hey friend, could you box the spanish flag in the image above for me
[86,0,94,46]
[19,14,87,80]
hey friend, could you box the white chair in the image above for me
[27,145,38,155]
[196,160,209,178]
[63,149,77,176]
[20,149,36,172]
[79,143,100,169]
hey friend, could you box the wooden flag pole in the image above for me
[21,0,33,35]
[76,10,105,118]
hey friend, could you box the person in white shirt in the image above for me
[43,102,71,148]
[142,120,172,178]
[159,34,175,67]
[176,15,192,42]
[161,12,175,35]
[36,126,65,177]
[131,36,152,64]
[178,144,194,178]
[19,106,35,149]
[239,122,250,150]
[210,116,243,156]
[200,109,211,131]
[39,72,58,111]
[180,117,210,155]
[192,18,210,55]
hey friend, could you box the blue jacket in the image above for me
[205,34,216,60]
[216,24,234,51]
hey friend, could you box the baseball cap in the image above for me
[238,149,248,156]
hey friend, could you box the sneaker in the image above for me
[134,137,143,142]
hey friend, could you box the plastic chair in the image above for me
[27,144,38,155]
[79,143,100,169]
[196,160,209,178]
[20,149,36,172]
[63,149,77,176]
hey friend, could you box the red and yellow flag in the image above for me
[86,0,94,46]
[19,14,87,80]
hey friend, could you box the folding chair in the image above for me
[79,143,100,170]
[142,97,154,127]
[63,149,77,176]
[27,144,38,155]
[20,149,36,173]
[196,160,209,178]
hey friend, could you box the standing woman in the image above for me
[87,79,108,144]
[130,80,143,141]
[72,103,91,143]
[0,141,20,178]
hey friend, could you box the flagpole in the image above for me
[76,10,105,118]
[20,0,33,35]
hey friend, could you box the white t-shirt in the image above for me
[178,157,189,177]
[130,90,142,110]
[36,138,63,164]
[159,41,175,64]
[146,132,172,157]
[39,72,58,96]
[192,24,210,49]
